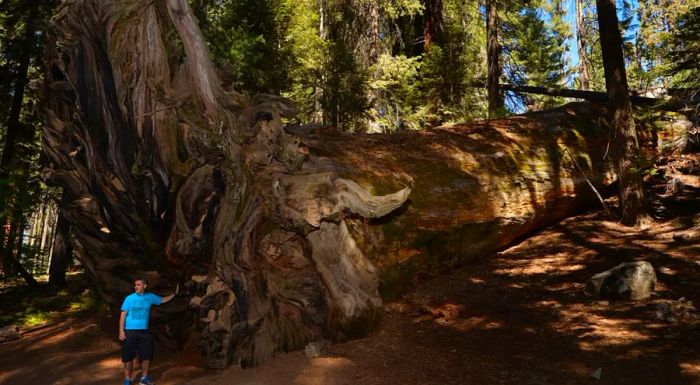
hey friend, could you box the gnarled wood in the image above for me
[43,0,616,369]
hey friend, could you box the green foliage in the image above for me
[0,275,101,328]
[0,0,59,277]
[197,0,294,93]
[369,54,423,131]
[502,0,571,110]
[419,0,488,124]
[668,6,700,87]
[628,0,700,92]
[572,0,605,91]
[279,0,327,123]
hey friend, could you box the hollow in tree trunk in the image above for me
[49,194,72,288]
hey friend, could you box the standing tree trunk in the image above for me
[44,0,617,369]
[486,0,503,117]
[4,212,38,287]
[48,209,72,288]
[595,0,649,225]
[576,0,591,90]
[314,0,326,124]
[423,0,444,51]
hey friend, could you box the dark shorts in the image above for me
[121,330,154,362]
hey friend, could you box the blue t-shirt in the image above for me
[121,292,162,330]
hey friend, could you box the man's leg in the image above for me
[121,331,137,382]
[123,361,133,381]
[141,360,150,377]
[136,331,155,384]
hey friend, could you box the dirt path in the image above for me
[2,212,700,385]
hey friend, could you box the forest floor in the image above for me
[0,210,700,385]
[2,206,700,385]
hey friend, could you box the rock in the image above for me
[0,324,20,343]
[590,367,602,380]
[304,341,327,358]
[586,261,657,300]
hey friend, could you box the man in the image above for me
[119,278,178,385]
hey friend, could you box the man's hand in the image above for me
[119,311,127,341]
[161,283,180,304]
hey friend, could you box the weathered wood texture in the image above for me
[43,0,615,369]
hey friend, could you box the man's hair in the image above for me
[134,277,148,285]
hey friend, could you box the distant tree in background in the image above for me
[501,0,571,110]
[486,0,503,117]
[631,0,700,94]
[0,0,60,284]
[667,6,700,89]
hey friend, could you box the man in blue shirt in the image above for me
[119,277,177,385]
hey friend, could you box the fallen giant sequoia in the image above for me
[43,0,614,368]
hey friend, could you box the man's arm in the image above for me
[159,284,179,305]
[119,311,127,341]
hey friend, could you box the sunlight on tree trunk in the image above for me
[595,0,650,226]
[486,0,502,118]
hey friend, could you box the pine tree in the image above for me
[501,0,571,111]
[0,0,58,283]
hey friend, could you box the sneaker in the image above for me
[139,375,154,385]
[123,380,132,385]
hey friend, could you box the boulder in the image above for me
[586,261,657,300]
[0,324,21,343]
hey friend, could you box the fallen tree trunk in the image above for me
[43,0,616,369]
[471,82,695,112]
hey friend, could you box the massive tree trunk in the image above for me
[44,0,615,369]
[595,0,649,225]
[486,0,503,117]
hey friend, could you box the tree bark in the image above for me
[49,194,72,287]
[44,0,616,369]
[423,0,444,51]
[595,0,649,225]
[576,0,591,90]
[486,0,503,117]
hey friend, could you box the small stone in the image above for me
[590,367,602,380]
[0,324,21,343]
[304,341,325,358]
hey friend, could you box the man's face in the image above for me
[134,280,146,294]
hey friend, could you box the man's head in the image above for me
[134,278,148,294]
